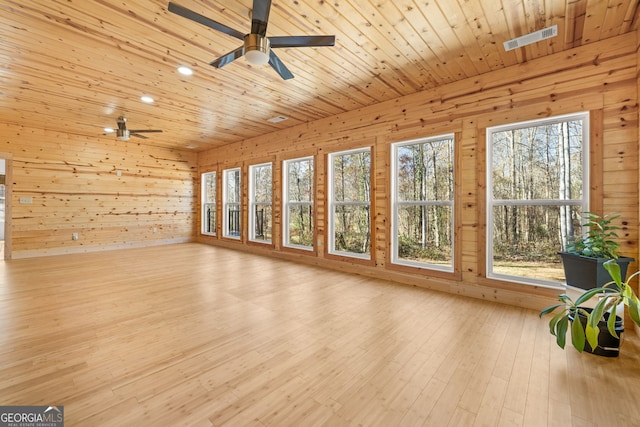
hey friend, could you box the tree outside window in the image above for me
[487,112,588,286]
[223,168,241,239]
[249,163,272,243]
[391,135,454,271]
[201,172,216,235]
[328,148,371,259]
[283,157,314,249]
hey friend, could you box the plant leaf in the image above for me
[571,312,586,351]
[557,293,572,304]
[603,259,622,285]
[585,317,599,351]
[589,298,607,329]
[627,297,640,327]
[575,288,605,306]
[539,304,564,318]
[548,310,567,336]
[556,316,569,349]
[607,304,619,338]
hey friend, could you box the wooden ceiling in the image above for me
[1,0,638,152]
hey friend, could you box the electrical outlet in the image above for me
[19,197,33,204]
[72,232,79,241]
[152,227,158,233]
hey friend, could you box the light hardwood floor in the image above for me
[0,243,639,426]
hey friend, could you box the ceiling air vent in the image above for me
[267,115,288,123]
[503,25,558,51]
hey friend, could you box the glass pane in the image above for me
[203,172,216,203]
[333,151,371,202]
[397,205,452,266]
[226,204,240,236]
[252,164,272,203]
[492,204,583,282]
[287,205,314,247]
[287,159,313,202]
[333,205,370,254]
[492,120,584,200]
[253,204,272,242]
[225,169,241,204]
[203,203,216,233]
[397,138,454,202]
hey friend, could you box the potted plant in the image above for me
[540,259,640,357]
[559,212,634,290]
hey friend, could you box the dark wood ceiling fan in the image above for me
[168,0,336,80]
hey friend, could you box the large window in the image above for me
[283,156,314,250]
[328,148,371,259]
[391,135,454,271]
[487,112,588,287]
[248,162,272,243]
[223,168,241,239]
[201,171,216,235]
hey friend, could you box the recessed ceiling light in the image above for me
[178,66,193,76]
[140,96,154,104]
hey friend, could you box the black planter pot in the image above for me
[559,252,634,290]
[569,307,624,357]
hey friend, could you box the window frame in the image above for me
[327,147,372,260]
[248,162,273,244]
[390,134,455,272]
[486,112,589,288]
[282,156,314,251]
[201,171,217,236]
[222,167,242,240]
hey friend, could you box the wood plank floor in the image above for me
[0,243,639,426]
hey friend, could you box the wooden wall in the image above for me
[198,32,639,310]
[0,125,198,258]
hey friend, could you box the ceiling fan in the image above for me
[110,116,163,141]
[168,0,336,80]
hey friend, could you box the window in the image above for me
[201,171,216,235]
[391,135,454,271]
[487,112,588,287]
[328,148,371,259]
[248,162,272,243]
[283,156,314,250]
[223,168,241,239]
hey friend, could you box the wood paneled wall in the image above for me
[0,125,198,258]
[198,32,639,310]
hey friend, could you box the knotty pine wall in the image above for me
[198,32,639,310]
[0,125,197,259]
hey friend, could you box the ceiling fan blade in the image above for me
[130,133,149,140]
[251,0,271,36]
[168,2,245,40]
[210,46,244,68]
[129,130,163,133]
[268,50,294,80]
[269,35,336,48]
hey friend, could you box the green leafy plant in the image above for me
[540,259,640,352]
[566,212,621,259]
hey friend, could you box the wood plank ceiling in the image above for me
[0,0,638,151]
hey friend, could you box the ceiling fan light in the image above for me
[245,50,269,65]
[244,34,270,65]
[117,129,130,141]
